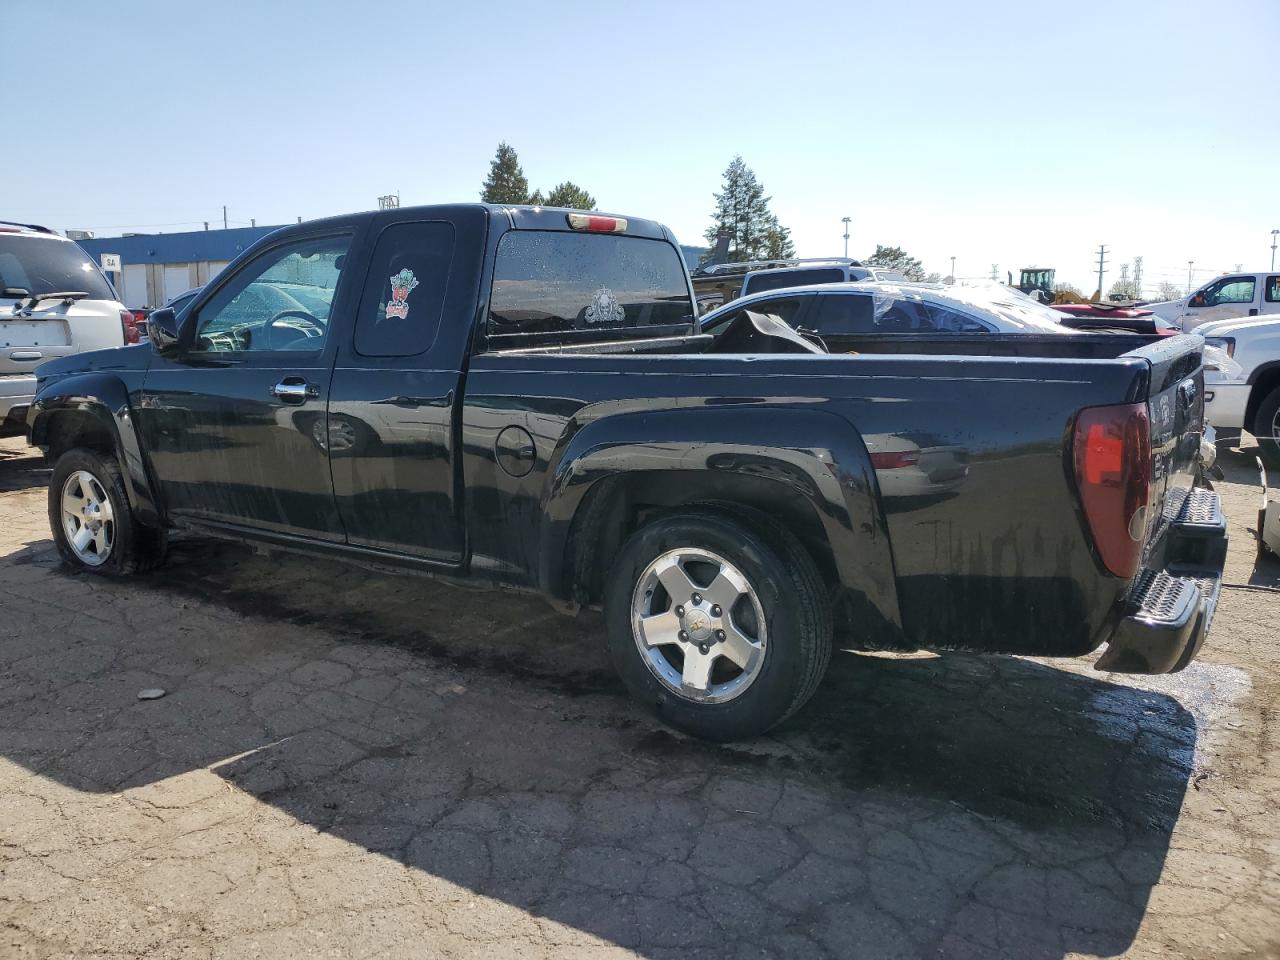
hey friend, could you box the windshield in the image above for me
[946,283,1074,333]
[0,236,115,300]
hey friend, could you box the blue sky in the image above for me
[7,0,1277,294]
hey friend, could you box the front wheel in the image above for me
[603,510,832,741]
[48,448,167,575]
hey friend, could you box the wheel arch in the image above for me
[28,374,164,527]
[1246,362,1280,435]
[537,406,901,631]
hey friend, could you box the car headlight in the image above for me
[1204,336,1235,358]
[1202,342,1243,380]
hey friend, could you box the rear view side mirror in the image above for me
[1190,294,1206,307]
[147,307,183,354]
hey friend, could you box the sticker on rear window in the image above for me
[386,268,420,320]
[584,286,624,325]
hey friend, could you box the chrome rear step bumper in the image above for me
[1095,488,1226,675]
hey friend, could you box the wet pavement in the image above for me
[0,434,1277,959]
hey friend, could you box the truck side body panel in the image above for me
[26,204,1220,680]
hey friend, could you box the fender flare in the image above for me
[28,373,164,528]
[537,405,901,628]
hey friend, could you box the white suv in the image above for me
[1,222,130,436]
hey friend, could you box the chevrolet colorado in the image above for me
[27,204,1225,740]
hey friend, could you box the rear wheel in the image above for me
[1255,387,1280,467]
[604,510,831,741]
[48,448,167,575]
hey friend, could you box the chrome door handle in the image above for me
[270,379,318,404]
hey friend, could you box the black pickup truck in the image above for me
[27,204,1225,740]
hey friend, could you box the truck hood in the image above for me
[1143,299,1187,321]
[1196,315,1280,337]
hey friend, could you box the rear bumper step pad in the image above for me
[1096,489,1226,675]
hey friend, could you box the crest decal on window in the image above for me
[386,268,420,319]
[584,286,625,325]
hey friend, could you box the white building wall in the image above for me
[120,264,149,309]
[163,265,189,303]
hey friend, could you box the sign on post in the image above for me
[100,253,121,273]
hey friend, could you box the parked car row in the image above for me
[23,203,1225,741]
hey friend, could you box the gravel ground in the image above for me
[0,433,1277,959]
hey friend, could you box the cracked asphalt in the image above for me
[1,434,1277,959]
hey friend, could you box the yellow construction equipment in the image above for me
[1015,267,1097,304]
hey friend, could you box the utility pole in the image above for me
[1118,262,1129,298]
[222,205,228,230]
[1271,229,1278,271]
[990,263,999,282]
[841,217,851,259]
[950,256,956,282]
[1132,256,1143,300]
[251,218,256,228]
[1187,261,1195,296]
[1094,245,1108,299]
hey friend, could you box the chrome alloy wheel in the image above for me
[631,548,767,703]
[61,470,114,566]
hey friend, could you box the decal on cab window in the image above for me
[584,286,625,325]
[386,268,420,320]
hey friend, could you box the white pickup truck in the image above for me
[1200,314,1280,464]
[1147,272,1280,332]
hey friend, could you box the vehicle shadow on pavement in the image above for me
[0,532,1198,959]
[0,445,49,493]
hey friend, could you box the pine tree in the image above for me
[545,182,596,210]
[480,142,530,204]
[704,156,791,262]
[763,218,796,259]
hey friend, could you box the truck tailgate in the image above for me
[1093,334,1226,673]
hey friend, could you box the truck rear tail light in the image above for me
[870,451,921,469]
[1072,401,1151,578]
[566,213,627,234]
[120,308,141,345]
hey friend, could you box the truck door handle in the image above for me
[270,378,319,404]
[8,350,42,361]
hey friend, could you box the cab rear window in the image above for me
[0,236,115,300]
[488,231,692,345]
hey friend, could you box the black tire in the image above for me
[603,510,832,741]
[48,447,168,576]
[1254,387,1280,468]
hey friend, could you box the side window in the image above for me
[806,294,876,334]
[355,221,454,357]
[488,231,692,343]
[1200,277,1255,306]
[193,236,348,352]
[744,267,843,295]
[701,297,806,337]
[1266,276,1279,303]
[923,303,992,332]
